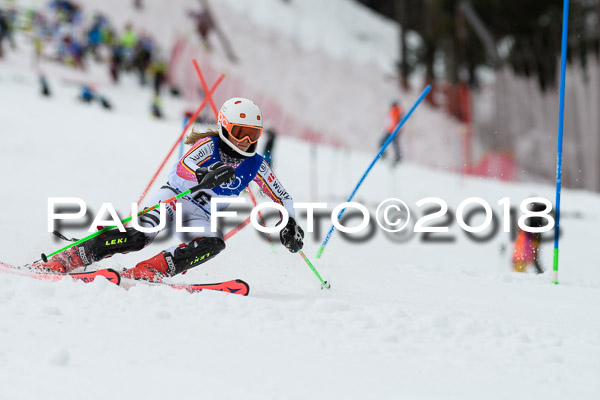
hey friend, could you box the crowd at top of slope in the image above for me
[0,0,211,119]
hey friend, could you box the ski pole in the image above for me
[316,85,431,259]
[42,180,216,261]
[245,186,326,286]
[299,250,330,289]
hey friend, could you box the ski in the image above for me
[122,277,250,296]
[1,260,248,295]
[37,268,121,285]
[0,261,121,286]
[167,279,249,296]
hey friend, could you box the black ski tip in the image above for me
[105,268,122,286]
[235,279,250,296]
[41,253,48,263]
[322,280,331,290]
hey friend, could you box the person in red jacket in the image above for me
[380,101,403,164]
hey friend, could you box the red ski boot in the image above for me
[121,252,171,282]
[122,237,225,281]
[32,245,93,274]
[31,259,66,274]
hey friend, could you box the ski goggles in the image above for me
[228,124,263,144]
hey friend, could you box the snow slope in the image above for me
[1,15,600,400]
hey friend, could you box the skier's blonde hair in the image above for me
[184,127,219,145]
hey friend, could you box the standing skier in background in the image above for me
[380,101,403,164]
[262,127,277,167]
[34,98,305,281]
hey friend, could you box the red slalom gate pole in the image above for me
[247,187,277,253]
[222,187,271,243]
[133,70,225,209]
[193,60,219,117]
[224,215,251,241]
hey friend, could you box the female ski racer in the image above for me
[34,98,305,281]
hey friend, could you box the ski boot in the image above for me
[121,252,171,282]
[33,227,149,274]
[122,237,225,282]
[32,245,93,274]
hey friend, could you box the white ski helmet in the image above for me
[217,97,263,158]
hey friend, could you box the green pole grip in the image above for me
[552,248,559,284]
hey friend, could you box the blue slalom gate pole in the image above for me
[553,0,570,285]
[316,85,431,259]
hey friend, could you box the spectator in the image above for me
[380,101,403,164]
[40,75,51,97]
[50,1,79,24]
[78,85,112,110]
[33,34,43,65]
[86,14,105,61]
[30,11,48,65]
[109,44,123,83]
[262,127,277,167]
[148,58,167,96]
[120,23,138,68]
[79,85,95,103]
[188,7,214,50]
[121,24,138,48]
[151,94,163,119]
[0,9,9,58]
[102,25,117,47]
[70,36,85,68]
[57,34,84,68]
[132,33,153,85]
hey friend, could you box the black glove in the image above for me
[195,161,235,190]
[280,217,304,253]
